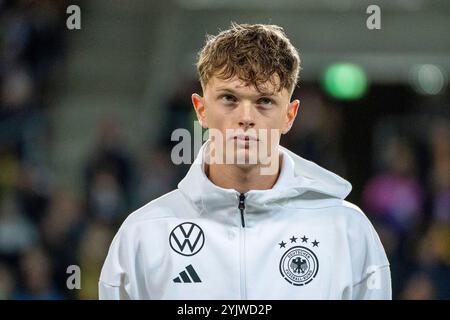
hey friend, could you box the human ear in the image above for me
[191,93,208,128]
[282,99,299,134]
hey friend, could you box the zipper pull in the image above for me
[239,193,246,228]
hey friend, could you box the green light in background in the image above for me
[322,63,368,100]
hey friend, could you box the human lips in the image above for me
[232,134,259,142]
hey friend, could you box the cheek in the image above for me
[263,113,286,129]
[206,104,233,125]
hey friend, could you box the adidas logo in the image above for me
[173,264,202,283]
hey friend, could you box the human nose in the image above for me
[238,102,255,130]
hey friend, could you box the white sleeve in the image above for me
[98,281,131,300]
[98,227,133,300]
[351,265,392,300]
[344,204,392,300]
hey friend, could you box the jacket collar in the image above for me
[178,139,352,215]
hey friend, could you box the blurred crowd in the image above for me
[0,1,449,300]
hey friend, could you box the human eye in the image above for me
[257,97,274,107]
[220,94,237,104]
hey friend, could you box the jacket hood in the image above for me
[178,139,352,214]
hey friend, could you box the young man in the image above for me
[99,23,391,299]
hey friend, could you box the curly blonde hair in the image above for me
[196,22,301,95]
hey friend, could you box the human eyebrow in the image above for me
[257,96,275,103]
[258,92,278,99]
[215,88,239,95]
[216,88,279,100]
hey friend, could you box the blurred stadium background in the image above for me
[0,0,449,299]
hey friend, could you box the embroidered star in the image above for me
[312,240,319,247]
[301,235,308,243]
[279,241,286,248]
[290,236,297,243]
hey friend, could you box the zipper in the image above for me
[238,193,247,300]
[238,193,246,227]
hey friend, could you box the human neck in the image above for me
[205,152,282,194]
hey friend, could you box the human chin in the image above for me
[231,140,262,166]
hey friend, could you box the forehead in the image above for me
[205,75,287,97]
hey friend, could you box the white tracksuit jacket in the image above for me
[99,140,391,300]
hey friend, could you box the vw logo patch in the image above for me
[279,245,319,286]
[169,222,205,256]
